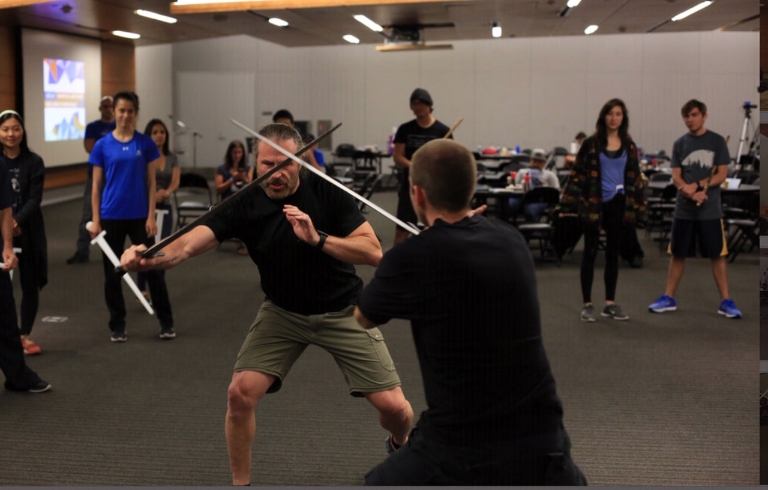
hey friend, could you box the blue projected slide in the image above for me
[43,58,86,141]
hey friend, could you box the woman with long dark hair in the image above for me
[0,110,47,355]
[557,98,647,322]
[215,139,251,254]
[215,139,250,200]
[89,92,175,341]
[136,119,180,312]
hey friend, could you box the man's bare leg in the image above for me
[364,386,413,446]
[711,256,730,301]
[664,256,686,298]
[226,370,275,485]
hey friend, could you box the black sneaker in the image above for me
[110,331,128,342]
[4,380,52,393]
[159,327,176,340]
[66,253,89,264]
[28,380,52,393]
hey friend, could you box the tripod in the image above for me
[735,101,759,170]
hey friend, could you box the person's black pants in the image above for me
[137,202,173,292]
[0,271,42,389]
[17,247,41,336]
[581,194,624,304]
[365,426,587,486]
[100,219,173,333]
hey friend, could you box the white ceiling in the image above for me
[0,0,759,48]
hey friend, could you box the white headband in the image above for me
[0,110,21,120]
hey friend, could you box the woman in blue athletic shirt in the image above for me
[89,92,175,342]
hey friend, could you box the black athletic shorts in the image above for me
[669,218,727,258]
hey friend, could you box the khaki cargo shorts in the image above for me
[234,301,401,396]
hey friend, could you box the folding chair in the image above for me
[173,172,214,230]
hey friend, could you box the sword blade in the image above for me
[230,119,420,236]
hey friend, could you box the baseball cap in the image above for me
[410,88,433,106]
[531,148,547,161]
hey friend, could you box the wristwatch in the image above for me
[315,231,328,250]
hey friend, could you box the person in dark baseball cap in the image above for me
[409,88,433,108]
[392,88,452,245]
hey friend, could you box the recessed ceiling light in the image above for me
[112,30,141,39]
[343,34,360,44]
[354,14,383,32]
[268,18,289,27]
[566,0,582,7]
[671,1,713,21]
[135,9,177,24]
[491,22,502,38]
[584,25,598,35]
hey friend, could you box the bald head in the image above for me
[410,139,476,212]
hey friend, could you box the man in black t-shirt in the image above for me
[0,155,51,393]
[356,139,586,486]
[392,88,452,245]
[121,123,413,486]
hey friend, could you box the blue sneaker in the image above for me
[718,299,742,319]
[648,294,676,313]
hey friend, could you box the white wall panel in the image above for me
[177,72,255,169]
[136,44,173,143]
[169,31,758,158]
[641,32,701,74]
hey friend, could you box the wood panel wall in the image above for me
[101,41,136,97]
[0,32,135,188]
[0,26,17,112]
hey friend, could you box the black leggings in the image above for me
[581,194,624,304]
[17,249,41,336]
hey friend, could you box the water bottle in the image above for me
[515,145,521,154]
[523,172,531,192]
[510,170,517,185]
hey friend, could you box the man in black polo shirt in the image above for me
[0,151,51,393]
[356,139,585,485]
[120,123,413,486]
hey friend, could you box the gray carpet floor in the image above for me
[0,186,759,485]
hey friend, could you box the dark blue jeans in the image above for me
[365,426,587,486]
[100,219,173,333]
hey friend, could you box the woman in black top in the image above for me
[0,110,47,355]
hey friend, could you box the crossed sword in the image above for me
[113,118,459,277]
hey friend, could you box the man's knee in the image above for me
[227,371,273,414]
[366,386,410,418]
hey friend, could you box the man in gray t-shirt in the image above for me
[648,99,741,319]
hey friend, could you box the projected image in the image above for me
[43,58,86,141]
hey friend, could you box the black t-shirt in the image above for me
[0,155,21,214]
[0,160,10,209]
[203,172,367,315]
[358,215,565,447]
[394,119,452,193]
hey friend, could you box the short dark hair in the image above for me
[411,139,476,212]
[0,110,29,155]
[113,91,139,112]
[575,131,587,140]
[252,123,304,162]
[681,99,707,117]
[272,109,294,124]
[144,119,170,155]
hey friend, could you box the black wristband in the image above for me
[696,183,703,192]
[315,231,328,250]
